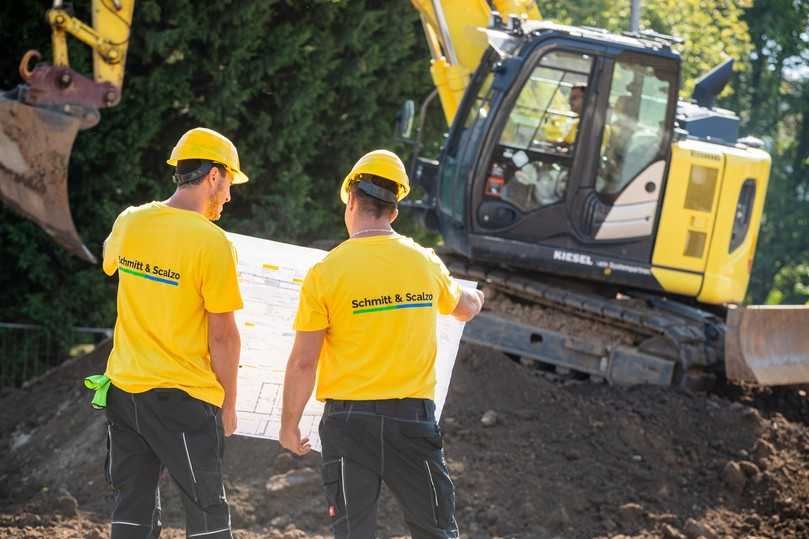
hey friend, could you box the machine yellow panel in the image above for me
[699,145,771,304]
[653,140,725,275]
[91,0,136,88]
[650,267,702,297]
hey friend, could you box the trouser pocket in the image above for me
[398,420,443,452]
[425,458,455,530]
[321,458,345,523]
[181,424,225,508]
[397,420,456,533]
[179,417,230,537]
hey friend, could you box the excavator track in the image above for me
[445,255,726,386]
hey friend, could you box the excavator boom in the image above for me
[410,0,540,125]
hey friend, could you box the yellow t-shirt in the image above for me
[102,201,243,406]
[294,234,462,401]
[562,117,579,145]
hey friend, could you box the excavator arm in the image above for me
[0,0,135,263]
[410,0,540,126]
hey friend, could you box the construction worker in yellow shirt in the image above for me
[280,150,484,539]
[101,127,246,539]
[561,82,586,146]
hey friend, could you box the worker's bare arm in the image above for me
[208,311,241,436]
[280,329,326,455]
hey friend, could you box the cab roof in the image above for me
[485,19,682,61]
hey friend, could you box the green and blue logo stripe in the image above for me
[352,302,432,315]
[120,266,179,286]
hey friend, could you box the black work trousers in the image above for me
[105,384,231,538]
[319,398,459,539]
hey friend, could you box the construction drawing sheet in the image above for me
[226,232,473,453]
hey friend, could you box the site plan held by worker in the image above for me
[226,232,472,453]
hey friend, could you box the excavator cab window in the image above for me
[440,54,497,223]
[484,50,592,213]
[595,59,673,198]
[463,73,495,130]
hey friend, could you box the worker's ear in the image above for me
[205,166,220,188]
[390,207,399,224]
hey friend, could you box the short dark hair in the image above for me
[349,173,399,218]
[571,83,587,94]
[175,159,227,187]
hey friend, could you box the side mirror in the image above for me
[395,99,415,141]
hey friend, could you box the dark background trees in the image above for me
[0,0,433,337]
[1,0,808,342]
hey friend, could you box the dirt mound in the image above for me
[1,341,808,538]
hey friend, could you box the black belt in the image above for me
[324,398,435,421]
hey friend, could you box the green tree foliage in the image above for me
[0,1,433,336]
[540,0,753,96]
[764,264,809,305]
[727,0,809,303]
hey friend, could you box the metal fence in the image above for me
[0,323,113,387]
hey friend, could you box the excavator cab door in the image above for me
[571,53,678,248]
[473,48,596,239]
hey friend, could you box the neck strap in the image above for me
[356,180,397,204]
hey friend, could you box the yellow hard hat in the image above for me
[340,149,410,204]
[167,127,249,184]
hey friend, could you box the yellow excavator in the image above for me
[403,0,809,386]
[2,0,807,385]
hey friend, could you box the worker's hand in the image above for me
[280,423,311,455]
[221,404,237,437]
[451,287,485,322]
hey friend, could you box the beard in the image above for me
[206,193,222,221]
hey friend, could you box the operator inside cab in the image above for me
[560,82,587,147]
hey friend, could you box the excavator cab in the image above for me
[425,21,773,309]
[415,19,771,302]
[423,22,682,291]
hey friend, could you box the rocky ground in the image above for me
[1,338,808,538]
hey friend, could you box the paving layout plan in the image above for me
[226,232,473,453]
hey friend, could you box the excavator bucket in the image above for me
[725,305,809,385]
[0,95,97,262]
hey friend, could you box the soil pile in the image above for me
[1,340,808,538]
